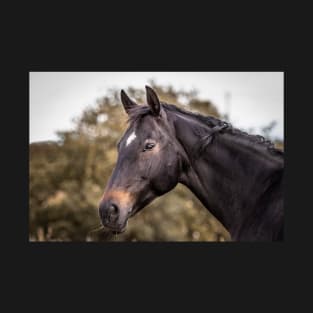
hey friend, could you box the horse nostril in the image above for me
[99,202,119,224]
[108,203,119,215]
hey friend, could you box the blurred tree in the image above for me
[261,120,277,140]
[259,120,284,150]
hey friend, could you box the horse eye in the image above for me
[144,142,155,151]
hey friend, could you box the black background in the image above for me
[3,2,310,311]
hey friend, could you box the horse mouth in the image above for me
[103,221,128,234]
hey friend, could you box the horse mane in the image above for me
[128,102,284,157]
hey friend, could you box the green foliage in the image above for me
[29,81,282,242]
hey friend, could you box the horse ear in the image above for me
[145,86,161,116]
[121,90,137,114]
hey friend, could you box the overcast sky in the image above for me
[29,72,284,143]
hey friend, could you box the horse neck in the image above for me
[170,110,283,233]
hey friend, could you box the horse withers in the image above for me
[99,86,284,241]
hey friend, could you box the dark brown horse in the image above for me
[99,86,284,241]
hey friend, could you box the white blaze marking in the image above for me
[126,131,136,147]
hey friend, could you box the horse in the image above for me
[99,86,284,241]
